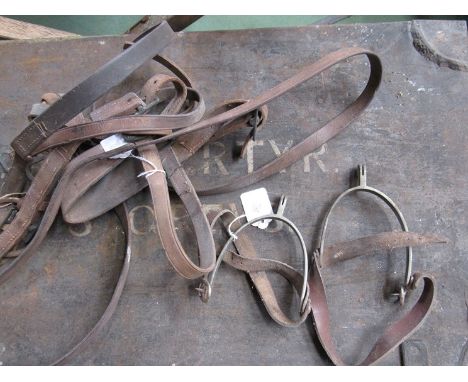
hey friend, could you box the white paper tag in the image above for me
[100,134,132,159]
[240,188,273,229]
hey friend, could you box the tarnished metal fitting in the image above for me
[200,212,309,313]
[316,164,414,305]
[195,278,211,303]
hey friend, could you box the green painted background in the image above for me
[5,15,464,36]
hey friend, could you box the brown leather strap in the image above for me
[215,220,440,364]
[11,21,175,159]
[52,202,132,365]
[138,144,216,278]
[320,231,446,267]
[309,260,435,365]
[30,93,204,155]
[194,48,382,195]
[214,213,311,327]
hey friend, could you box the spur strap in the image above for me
[212,213,441,363]
[307,164,444,365]
[320,231,445,267]
[309,258,435,365]
[215,213,311,327]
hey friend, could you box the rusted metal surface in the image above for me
[0,21,467,365]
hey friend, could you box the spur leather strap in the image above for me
[309,258,435,365]
[213,211,441,364]
[212,213,312,328]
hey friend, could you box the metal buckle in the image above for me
[316,164,413,305]
[135,97,161,115]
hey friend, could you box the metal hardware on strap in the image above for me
[199,212,309,314]
[309,165,444,365]
[316,164,413,303]
[11,21,175,159]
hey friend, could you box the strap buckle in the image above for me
[135,97,161,115]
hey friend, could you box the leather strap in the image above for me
[214,213,311,327]
[320,231,446,267]
[138,144,216,278]
[30,91,204,155]
[0,93,147,259]
[213,214,440,364]
[309,260,435,365]
[52,202,132,365]
[11,21,175,159]
[134,74,216,278]
[195,48,382,195]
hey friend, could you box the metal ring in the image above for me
[316,164,412,304]
[198,213,309,313]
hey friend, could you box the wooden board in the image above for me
[0,16,77,40]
